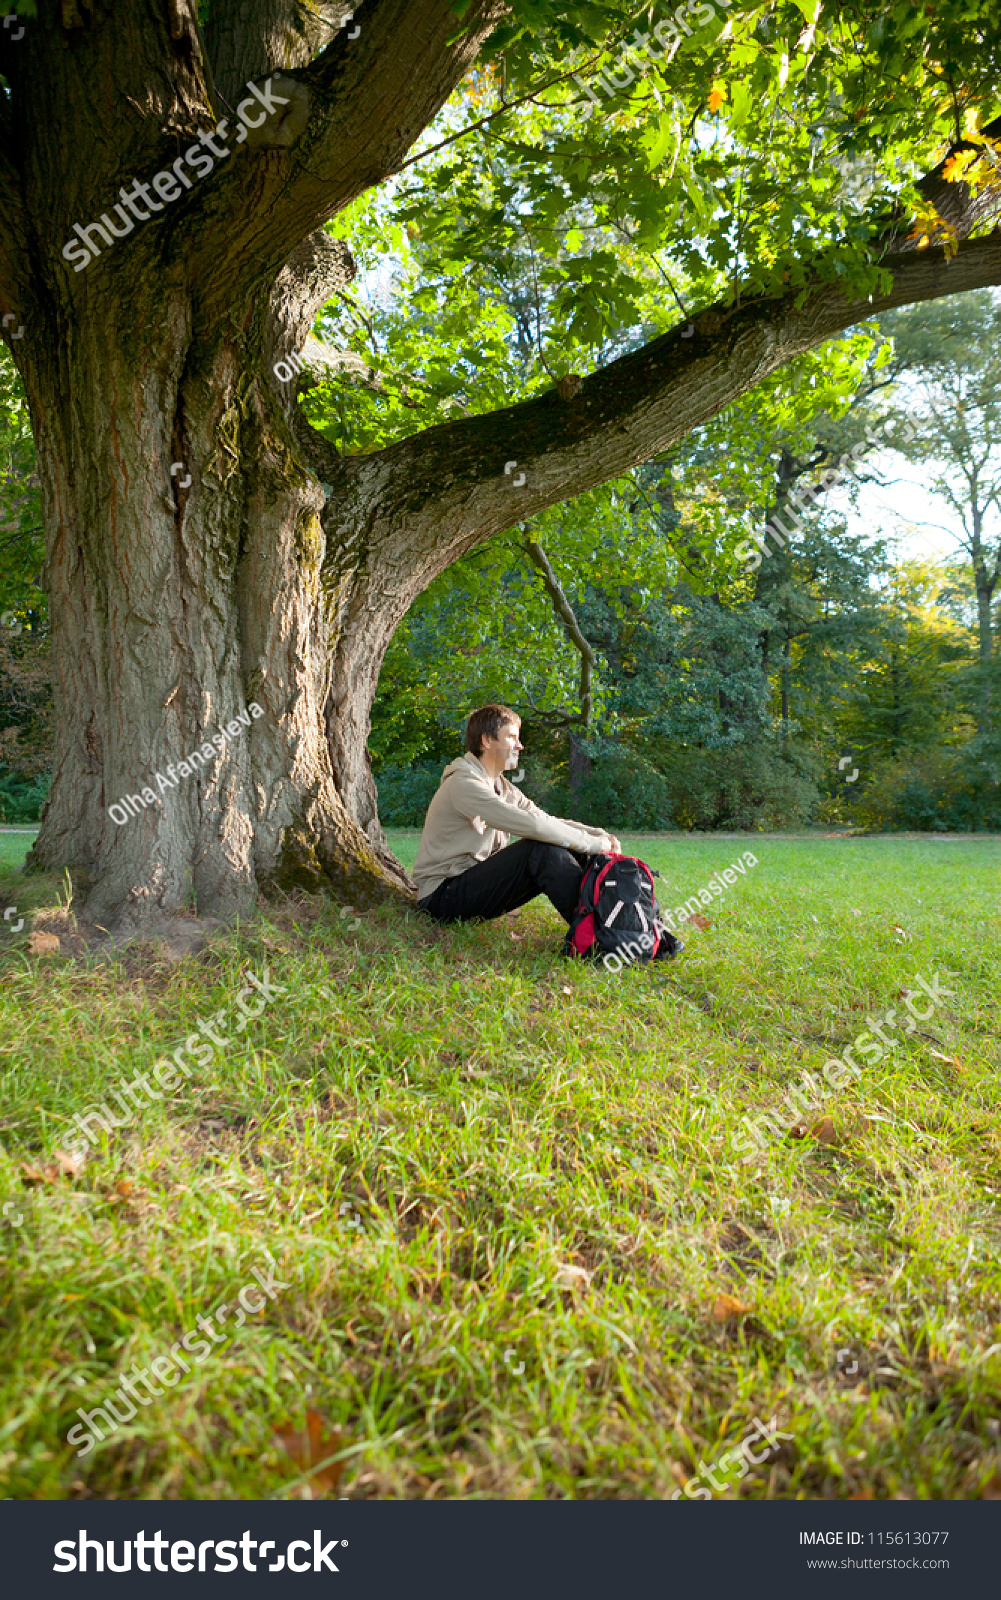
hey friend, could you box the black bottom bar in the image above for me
[0,1499,992,1597]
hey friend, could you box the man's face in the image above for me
[484,720,523,768]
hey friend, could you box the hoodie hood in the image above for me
[441,755,477,782]
[440,753,499,789]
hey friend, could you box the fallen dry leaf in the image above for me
[980,1473,1001,1501]
[273,1408,347,1499]
[711,1292,750,1321]
[28,930,60,955]
[561,985,573,996]
[687,913,711,931]
[848,1490,874,1500]
[19,1164,51,1186]
[105,1179,139,1205]
[507,930,525,942]
[788,1123,809,1140]
[20,1148,83,1185]
[555,1262,591,1291]
[812,1116,840,1146]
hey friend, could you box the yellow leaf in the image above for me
[708,85,726,113]
[942,148,978,183]
[711,1292,750,1321]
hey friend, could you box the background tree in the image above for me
[0,340,47,821]
[874,289,1001,732]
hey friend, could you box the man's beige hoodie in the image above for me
[413,753,610,901]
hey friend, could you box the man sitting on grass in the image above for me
[414,703,621,926]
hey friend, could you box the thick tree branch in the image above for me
[267,227,357,415]
[204,0,353,107]
[309,101,1001,616]
[188,0,506,309]
[326,229,1001,616]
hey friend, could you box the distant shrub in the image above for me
[373,761,445,826]
[541,751,677,831]
[512,742,816,832]
[659,744,819,831]
[850,743,1001,831]
[373,738,821,835]
[0,765,48,823]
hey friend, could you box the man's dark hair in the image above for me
[465,704,520,758]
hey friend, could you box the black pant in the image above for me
[418,839,589,925]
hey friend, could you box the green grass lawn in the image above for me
[0,829,36,873]
[0,832,999,1500]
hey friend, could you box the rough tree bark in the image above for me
[1,1,1000,927]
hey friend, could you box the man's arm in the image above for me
[509,785,620,852]
[451,770,612,852]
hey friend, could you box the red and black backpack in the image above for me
[562,853,682,965]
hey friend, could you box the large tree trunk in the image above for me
[4,4,1001,927]
[7,0,500,928]
[26,235,414,926]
